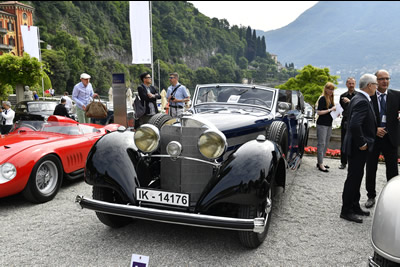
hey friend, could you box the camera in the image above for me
[171,96,175,100]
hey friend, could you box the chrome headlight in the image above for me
[198,130,227,159]
[134,124,160,153]
[0,163,17,184]
[167,141,182,158]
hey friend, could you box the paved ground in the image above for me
[0,155,388,266]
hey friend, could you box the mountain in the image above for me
[256,1,400,87]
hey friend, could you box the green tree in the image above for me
[194,67,218,85]
[276,65,339,105]
[41,49,70,93]
[0,53,44,99]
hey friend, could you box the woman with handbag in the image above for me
[135,72,161,128]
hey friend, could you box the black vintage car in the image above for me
[14,100,77,122]
[76,83,309,248]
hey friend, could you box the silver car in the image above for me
[368,175,400,266]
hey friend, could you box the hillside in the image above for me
[257,1,400,87]
[12,1,289,95]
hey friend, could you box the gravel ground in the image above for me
[0,155,388,266]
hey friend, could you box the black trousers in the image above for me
[341,147,368,214]
[1,125,12,134]
[340,119,348,165]
[365,135,399,199]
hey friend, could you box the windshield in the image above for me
[28,102,57,112]
[194,85,274,109]
[12,120,86,135]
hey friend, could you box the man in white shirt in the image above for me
[72,73,98,123]
[62,91,73,112]
[0,101,15,134]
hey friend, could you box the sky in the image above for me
[189,1,318,32]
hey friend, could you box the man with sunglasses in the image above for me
[166,72,190,118]
[364,70,400,209]
[137,72,161,126]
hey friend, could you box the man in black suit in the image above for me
[364,70,400,208]
[339,77,357,169]
[340,74,378,223]
[53,98,70,118]
[136,72,161,128]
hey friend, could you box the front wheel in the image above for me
[92,186,132,228]
[22,154,63,203]
[238,184,273,248]
[266,121,288,157]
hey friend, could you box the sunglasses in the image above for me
[169,77,175,79]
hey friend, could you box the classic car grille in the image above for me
[160,125,214,203]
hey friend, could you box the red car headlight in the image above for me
[0,163,17,184]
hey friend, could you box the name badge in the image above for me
[382,115,387,123]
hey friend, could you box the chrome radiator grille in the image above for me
[160,125,214,203]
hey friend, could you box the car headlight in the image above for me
[134,124,160,153]
[0,163,17,184]
[167,141,182,158]
[198,130,227,159]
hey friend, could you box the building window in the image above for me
[0,35,3,44]
[23,13,27,20]
[0,20,3,28]
[7,21,14,31]
[9,36,14,46]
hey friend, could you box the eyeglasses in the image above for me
[169,76,175,79]
[377,77,390,81]
[144,76,151,79]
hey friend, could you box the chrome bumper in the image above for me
[75,195,266,233]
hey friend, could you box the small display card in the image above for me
[131,254,149,267]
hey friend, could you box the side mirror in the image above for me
[277,102,290,114]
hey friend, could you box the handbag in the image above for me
[133,95,146,119]
[85,95,108,119]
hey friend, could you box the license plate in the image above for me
[136,188,190,207]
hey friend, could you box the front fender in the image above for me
[197,138,284,212]
[85,130,140,203]
[371,175,400,263]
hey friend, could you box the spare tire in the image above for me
[266,121,288,157]
[148,113,173,130]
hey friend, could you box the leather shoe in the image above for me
[338,164,346,169]
[353,208,370,216]
[340,212,363,223]
[365,198,376,209]
[324,165,330,169]
[316,164,329,172]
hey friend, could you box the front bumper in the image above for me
[75,195,266,233]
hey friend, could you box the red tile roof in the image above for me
[0,1,34,9]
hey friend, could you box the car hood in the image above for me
[0,133,59,162]
[191,109,273,133]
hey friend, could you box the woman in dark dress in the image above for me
[316,82,337,172]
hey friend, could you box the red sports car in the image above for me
[0,115,121,203]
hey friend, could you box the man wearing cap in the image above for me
[72,73,98,123]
